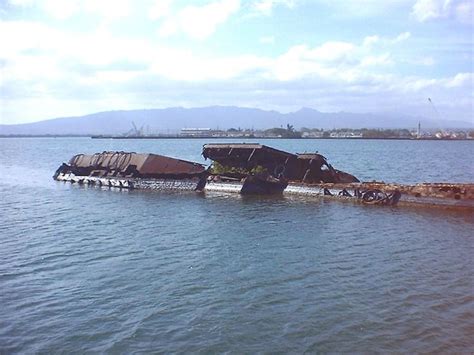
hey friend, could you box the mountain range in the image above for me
[0,106,471,136]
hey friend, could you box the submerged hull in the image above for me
[285,182,474,209]
[55,173,204,192]
[53,149,474,210]
[56,171,474,209]
[241,175,288,195]
[205,181,474,209]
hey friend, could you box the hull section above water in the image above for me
[53,148,474,210]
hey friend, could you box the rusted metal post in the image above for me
[248,148,256,162]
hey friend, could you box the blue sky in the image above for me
[0,0,472,124]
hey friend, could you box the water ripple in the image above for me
[1,138,473,353]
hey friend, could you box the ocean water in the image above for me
[1,137,473,353]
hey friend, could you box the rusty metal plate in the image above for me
[139,154,205,175]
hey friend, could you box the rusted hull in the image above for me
[54,151,208,192]
[286,182,474,209]
[205,181,474,209]
[58,151,207,179]
[53,148,474,209]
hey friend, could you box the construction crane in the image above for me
[124,121,144,137]
[132,122,142,136]
[428,98,449,138]
[428,98,441,119]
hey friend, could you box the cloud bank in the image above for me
[0,0,472,124]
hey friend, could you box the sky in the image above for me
[0,0,472,124]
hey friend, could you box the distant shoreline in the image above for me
[0,135,472,141]
[90,136,472,141]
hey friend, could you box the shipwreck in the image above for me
[53,144,474,209]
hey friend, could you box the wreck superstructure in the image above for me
[53,145,474,210]
[202,143,359,184]
[202,143,360,195]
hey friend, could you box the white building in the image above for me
[180,128,213,137]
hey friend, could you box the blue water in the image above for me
[1,138,473,353]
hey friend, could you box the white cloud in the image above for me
[150,51,269,81]
[393,31,411,43]
[363,35,380,48]
[317,0,413,18]
[360,53,393,67]
[412,0,473,23]
[455,1,474,24]
[445,72,473,87]
[149,0,173,19]
[158,19,178,37]
[0,21,64,57]
[259,35,275,44]
[412,0,444,22]
[0,18,471,124]
[267,39,401,81]
[394,72,473,93]
[252,0,296,16]
[158,0,240,40]
[307,41,355,62]
[82,0,130,20]
[0,22,422,87]
[271,45,326,81]
[41,0,80,20]
[8,0,81,19]
[8,0,35,6]
[363,32,411,49]
[0,20,152,86]
[405,56,436,66]
[274,45,397,82]
[7,0,130,20]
